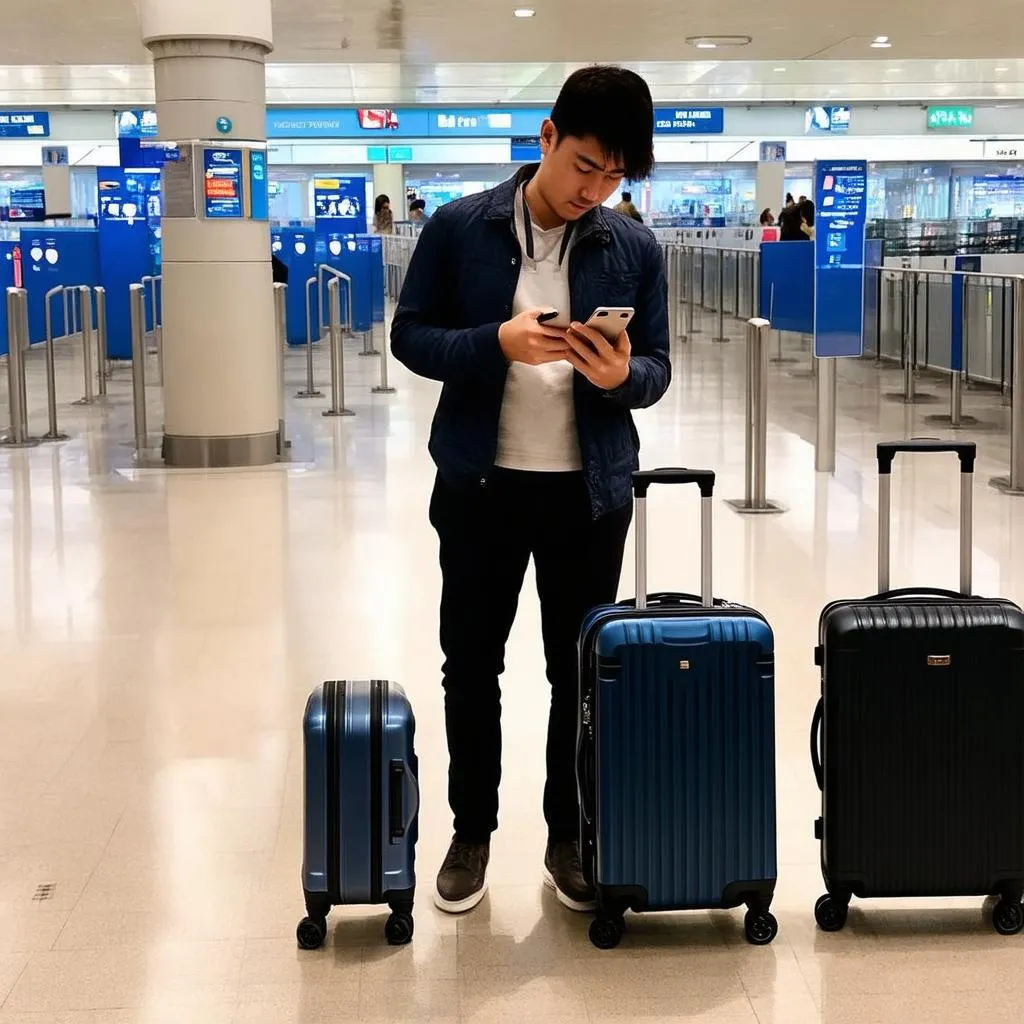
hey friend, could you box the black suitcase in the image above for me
[810,439,1024,935]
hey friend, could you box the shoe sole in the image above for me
[543,866,597,913]
[433,881,488,915]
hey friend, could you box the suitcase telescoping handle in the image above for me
[631,468,715,610]
[875,439,975,596]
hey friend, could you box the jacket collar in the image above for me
[483,162,611,245]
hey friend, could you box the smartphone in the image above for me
[579,306,635,343]
[537,309,561,325]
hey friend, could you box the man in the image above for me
[391,65,671,916]
[613,190,644,222]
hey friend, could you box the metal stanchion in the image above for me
[273,282,290,454]
[152,275,163,387]
[129,284,149,455]
[926,269,983,428]
[42,285,69,440]
[1,288,39,447]
[298,276,322,398]
[991,276,1024,495]
[373,320,397,395]
[323,277,354,417]
[885,272,935,403]
[713,250,728,343]
[685,247,699,339]
[73,286,95,406]
[68,285,78,338]
[815,356,837,474]
[727,318,785,515]
[94,286,109,394]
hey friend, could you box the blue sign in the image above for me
[806,106,850,134]
[7,188,46,222]
[203,148,243,219]
[116,110,159,139]
[0,112,50,139]
[216,116,233,135]
[813,159,868,358]
[249,150,269,221]
[653,108,725,135]
[313,176,366,234]
[387,146,413,163]
[511,136,542,162]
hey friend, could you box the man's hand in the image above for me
[564,322,631,391]
[498,309,570,366]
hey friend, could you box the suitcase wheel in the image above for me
[992,898,1024,936]
[744,909,779,946]
[814,893,849,933]
[589,913,626,950]
[385,910,415,946]
[296,915,328,950]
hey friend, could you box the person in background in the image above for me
[409,198,429,223]
[271,252,288,284]
[391,64,670,918]
[758,208,775,226]
[373,194,394,234]
[784,192,795,207]
[613,190,644,222]
[798,198,815,239]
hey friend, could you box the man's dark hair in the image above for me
[549,65,655,180]
[621,191,632,202]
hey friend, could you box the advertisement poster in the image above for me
[805,106,851,134]
[813,159,868,358]
[203,148,243,219]
[313,176,366,234]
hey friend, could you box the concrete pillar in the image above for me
[755,143,788,224]
[139,0,279,467]
[372,163,405,222]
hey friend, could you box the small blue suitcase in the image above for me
[298,679,419,949]
[577,468,778,949]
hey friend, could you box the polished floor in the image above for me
[0,312,1023,1023]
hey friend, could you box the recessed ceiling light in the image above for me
[996,66,1009,72]
[871,35,892,48]
[513,7,535,17]
[686,35,751,48]
[695,40,717,49]
[773,66,786,72]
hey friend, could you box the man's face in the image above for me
[535,121,626,221]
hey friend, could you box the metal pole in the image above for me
[903,275,915,402]
[1,288,37,447]
[815,357,837,474]
[323,277,354,417]
[152,275,163,387]
[73,286,95,406]
[373,322,397,394]
[992,276,1024,495]
[43,286,67,440]
[62,287,70,339]
[129,284,148,454]
[68,285,78,338]
[686,247,698,337]
[714,250,727,342]
[298,276,322,398]
[726,319,785,515]
[273,282,289,453]
[94,286,109,395]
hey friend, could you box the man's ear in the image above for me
[538,118,557,158]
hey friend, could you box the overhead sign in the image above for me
[813,159,868,359]
[982,142,1022,160]
[0,112,50,139]
[759,141,787,163]
[116,110,159,139]
[653,108,725,135]
[202,148,243,219]
[266,107,546,140]
[806,106,850,134]
[313,176,367,234]
[927,106,974,130]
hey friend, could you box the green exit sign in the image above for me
[927,106,974,130]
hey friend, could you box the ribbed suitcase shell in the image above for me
[579,598,777,912]
[302,679,419,908]
[818,595,1024,898]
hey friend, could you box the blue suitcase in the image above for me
[298,679,420,949]
[577,468,778,949]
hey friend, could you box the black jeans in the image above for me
[429,468,632,844]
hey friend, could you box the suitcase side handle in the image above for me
[632,468,715,610]
[876,439,974,596]
[388,760,420,841]
[810,698,824,791]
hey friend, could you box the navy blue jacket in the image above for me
[390,165,671,518]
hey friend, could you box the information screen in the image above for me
[813,159,868,358]
[203,148,243,219]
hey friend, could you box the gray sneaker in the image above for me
[543,840,596,912]
[434,837,490,914]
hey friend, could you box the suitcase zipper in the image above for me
[370,679,384,903]
[325,680,346,904]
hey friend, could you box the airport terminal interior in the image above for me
[2,2,1024,1023]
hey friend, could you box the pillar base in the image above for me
[724,498,787,515]
[163,430,278,468]
[990,476,1024,496]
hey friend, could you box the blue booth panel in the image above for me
[0,241,18,357]
[759,241,813,335]
[274,227,316,345]
[318,232,372,334]
[367,235,385,323]
[20,228,100,347]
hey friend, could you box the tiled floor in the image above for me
[1,311,1023,1022]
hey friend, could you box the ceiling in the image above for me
[4,0,1024,66]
